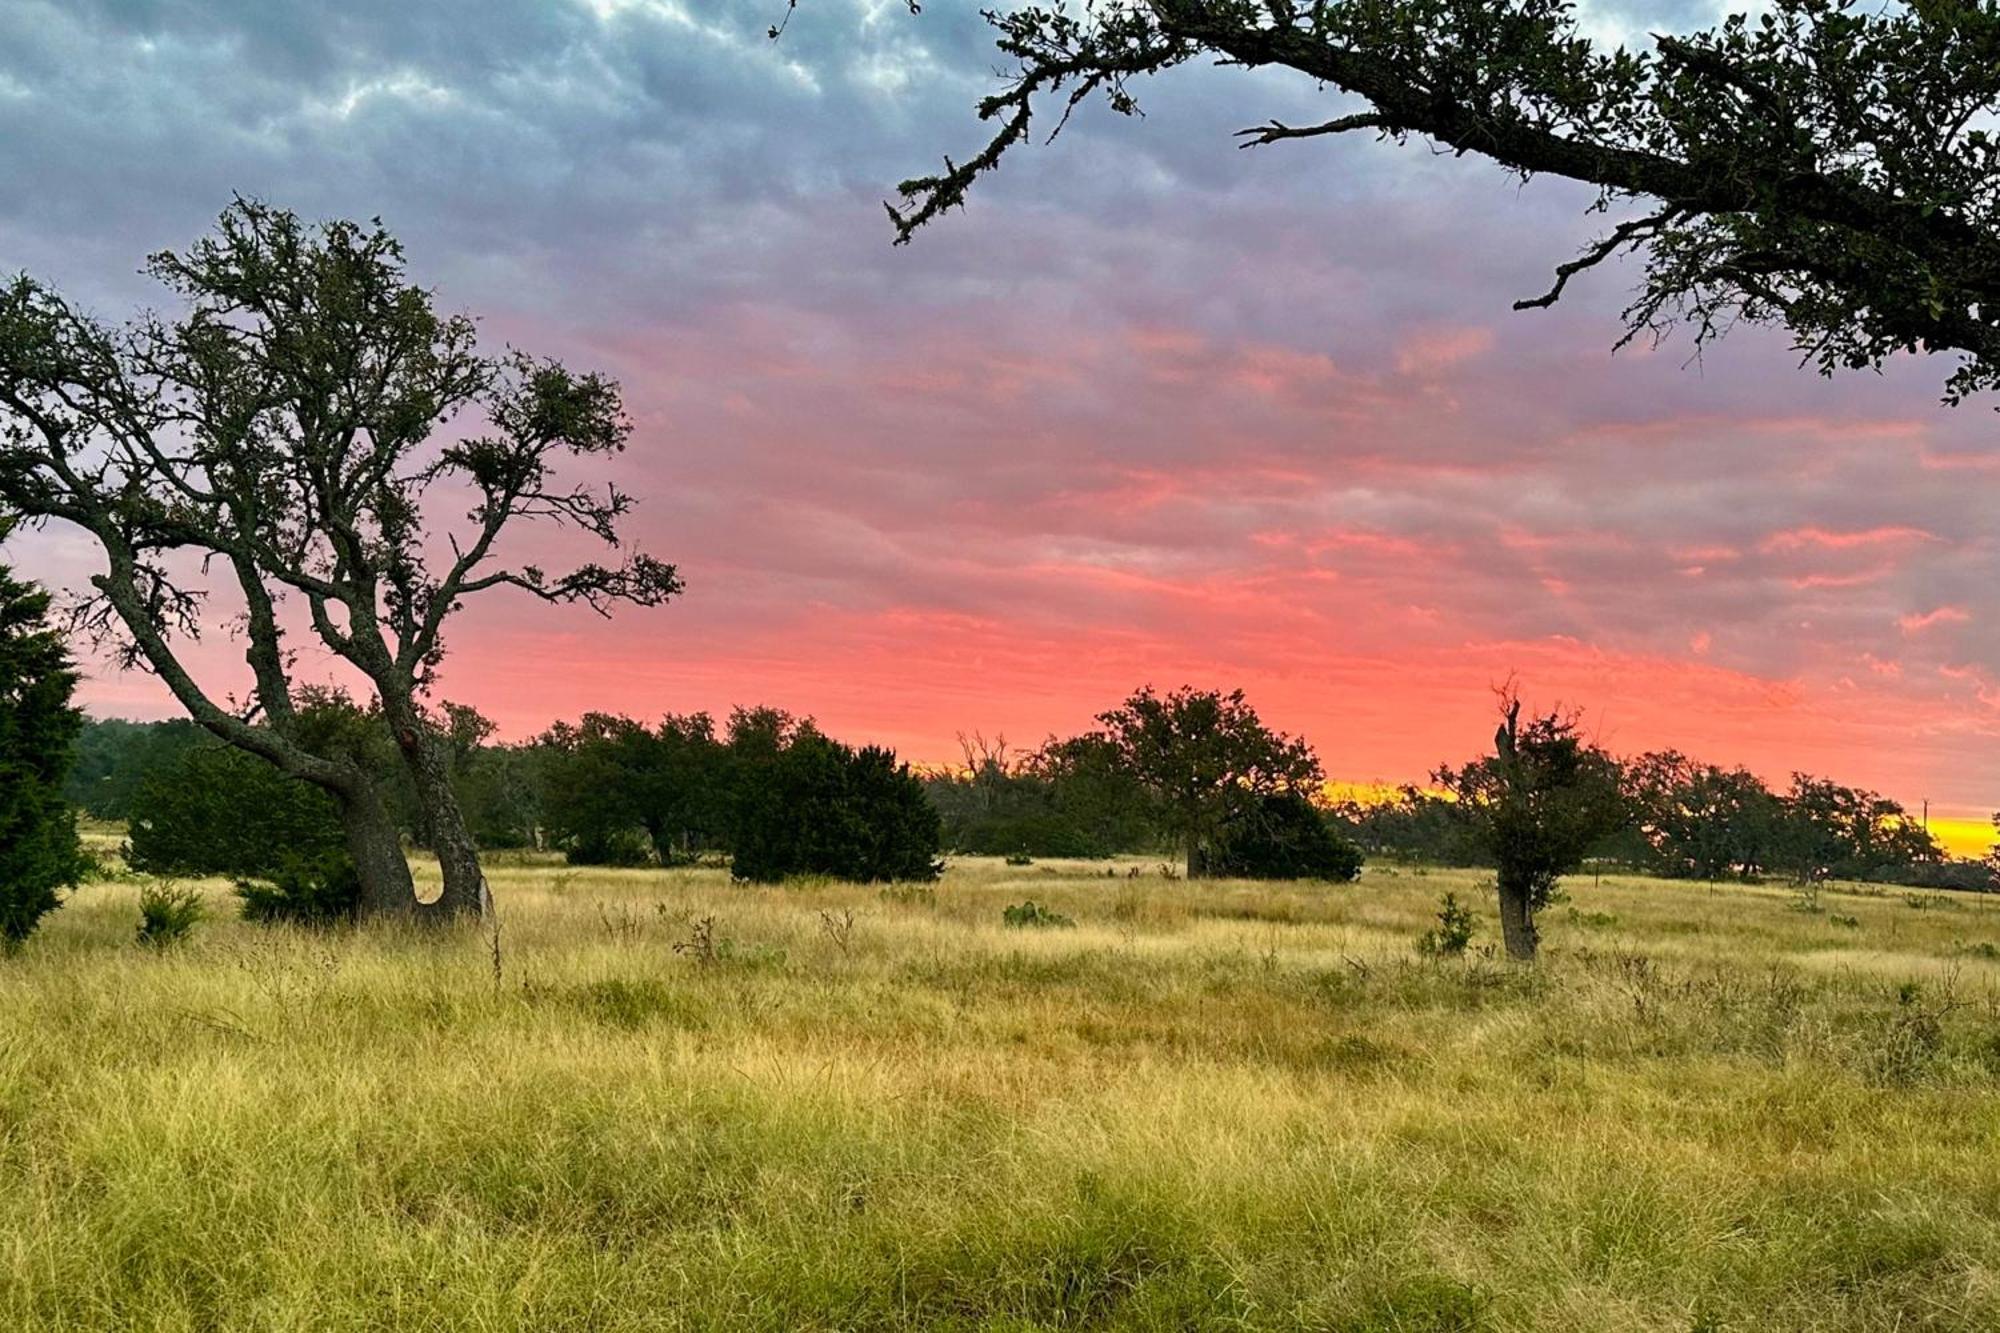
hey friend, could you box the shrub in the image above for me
[0,534,87,948]
[1204,791,1364,881]
[1003,900,1074,929]
[1004,852,1033,867]
[136,883,205,948]
[127,745,347,878]
[1417,892,1476,958]
[731,732,942,884]
[234,853,363,928]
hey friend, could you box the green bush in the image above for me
[135,883,205,948]
[127,745,348,878]
[1205,791,1365,881]
[234,853,363,928]
[1417,892,1476,958]
[1002,900,1075,929]
[731,733,942,884]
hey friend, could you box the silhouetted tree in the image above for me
[1436,693,1625,960]
[879,2,2000,401]
[0,200,679,921]
[1623,750,1781,882]
[1204,789,1363,881]
[730,728,942,884]
[1094,685,1322,876]
[0,522,85,946]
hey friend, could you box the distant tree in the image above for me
[0,200,679,921]
[1774,774,1941,884]
[879,3,2000,403]
[924,730,1158,857]
[1094,686,1322,876]
[1204,789,1363,882]
[1436,693,1626,961]
[1623,751,1780,882]
[1331,784,1482,866]
[0,521,85,946]
[730,726,942,884]
[542,711,724,865]
[65,717,204,820]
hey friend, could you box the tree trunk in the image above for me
[335,786,419,919]
[1495,869,1539,961]
[392,724,488,920]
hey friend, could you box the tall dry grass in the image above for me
[3,855,1999,1329]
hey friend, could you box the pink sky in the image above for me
[5,2,1998,835]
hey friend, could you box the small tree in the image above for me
[0,200,679,921]
[1205,790,1364,882]
[1436,692,1625,961]
[729,725,942,884]
[0,519,85,946]
[1094,685,1322,877]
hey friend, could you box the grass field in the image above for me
[5,854,2000,1330]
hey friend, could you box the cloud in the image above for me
[2,0,1998,818]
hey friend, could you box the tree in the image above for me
[541,711,725,865]
[1622,751,1780,882]
[126,743,349,878]
[1204,789,1364,881]
[1435,692,1625,960]
[0,519,85,946]
[0,200,679,921]
[1094,685,1322,876]
[729,726,942,884]
[871,2,2000,399]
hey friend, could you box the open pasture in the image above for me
[4,857,2000,1330]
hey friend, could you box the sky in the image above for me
[2,0,1997,847]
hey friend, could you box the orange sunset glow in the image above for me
[6,0,1999,844]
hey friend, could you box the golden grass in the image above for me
[4,856,2000,1330]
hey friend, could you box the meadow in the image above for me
[4,852,2000,1331]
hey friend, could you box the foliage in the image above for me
[1620,751,1783,881]
[1331,786,1483,866]
[1002,899,1075,929]
[234,854,364,928]
[886,2,2000,404]
[1093,686,1321,875]
[1417,893,1478,959]
[1203,790,1364,882]
[1772,773,1942,884]
[126,745,349,880]
[729,720,942,884]
[135,883,205,949]
[1435,695,1627,960]
[923,731,1157,858]
[0,525,85,947]
[542,711,724,865]
[0,200,679,919]
[65,717,204,820]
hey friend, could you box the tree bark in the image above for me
[1496,869,1539,962]
[335,785,419,919]
[393,726,488,920]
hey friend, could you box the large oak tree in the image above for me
[0,201,679,921]
[869,0,2000,396]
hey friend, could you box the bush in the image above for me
[0,537,86,948]
[1417,892,1476,958]
[127,745,348,878]
[234,853,363,928]
[731,733,942,884]
[1204,791,1365,881]
[1003,900,1074,929]
[136,883,205,948]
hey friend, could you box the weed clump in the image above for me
[136,883,205,948]
[1416,892,1476,958]
[1003,900,1075,929]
